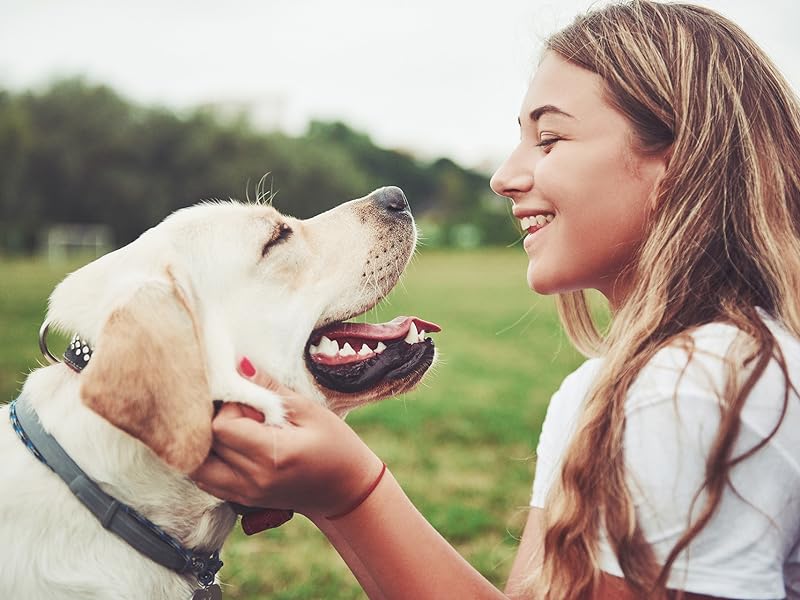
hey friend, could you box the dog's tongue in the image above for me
[316,316,441,341]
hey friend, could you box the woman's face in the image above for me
[490,52,666,307]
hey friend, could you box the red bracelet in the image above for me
[326,463,387,520]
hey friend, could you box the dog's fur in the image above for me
[0,189,431,599]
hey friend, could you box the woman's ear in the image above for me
[79,271,213,474]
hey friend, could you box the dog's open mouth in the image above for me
[305,316,440,394]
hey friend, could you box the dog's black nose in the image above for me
[374,186,410,214]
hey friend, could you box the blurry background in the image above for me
[1,0,798,256]
[1,1,797,597]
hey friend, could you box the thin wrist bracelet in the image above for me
[327,463,388,521]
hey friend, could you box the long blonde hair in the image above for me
[535,2,800,598]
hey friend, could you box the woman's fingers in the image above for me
[212,410,277,450]
[194,445,288,508]
[215,401,265,424]
[192,454,254,504]
[209,434,270,477]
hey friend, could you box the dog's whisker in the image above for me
[267,175,278,206]
[255,172,275,206]
[394,258,410,296]
[244,177,253,204]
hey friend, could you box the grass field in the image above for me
[0,248,586,599]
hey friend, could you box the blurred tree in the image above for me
[0,78,518,253]
[0,90,34,251]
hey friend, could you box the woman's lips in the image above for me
[522,218,553,252]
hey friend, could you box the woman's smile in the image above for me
[522,215,554,252]
[519,213,555,232]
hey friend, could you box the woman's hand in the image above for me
[191,359,384,518]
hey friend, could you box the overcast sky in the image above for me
[1,1,798,172]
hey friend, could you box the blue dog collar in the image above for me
[9,394,223,589]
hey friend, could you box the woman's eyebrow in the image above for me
[517,104,576,125]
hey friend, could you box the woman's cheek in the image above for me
[532,156,568,203]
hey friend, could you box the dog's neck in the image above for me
[20,365,236,550]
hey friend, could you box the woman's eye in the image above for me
[536,136,561,151]
[262,223,293,257]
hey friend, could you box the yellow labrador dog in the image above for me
[0,187,438,599]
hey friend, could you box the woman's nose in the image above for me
[489,152,534,200]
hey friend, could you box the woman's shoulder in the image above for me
[629,312,800,412]
[545,357,605,416]
[637,311,800,389]
[537,358,604,444]
[558,357,605,394]
[670,311,800,359]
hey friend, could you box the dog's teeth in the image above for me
[319,336,339,356]
[418,329,426,342]
[358,344,372,357]
[339,342,356,357]
[309,343,320,355]
[375,341,386,353]
[404,322,419,344]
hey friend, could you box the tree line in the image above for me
[0,78,518,254]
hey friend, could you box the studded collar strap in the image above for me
[64,334,93,372]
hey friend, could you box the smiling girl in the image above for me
[192,2,800,598]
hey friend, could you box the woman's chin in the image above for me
[527,264,555,295]
[527,264,575,296]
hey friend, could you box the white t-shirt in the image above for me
[531,315,800,599]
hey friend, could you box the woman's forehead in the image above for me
[520,52,606,121]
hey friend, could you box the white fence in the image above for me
[43,224,113,263]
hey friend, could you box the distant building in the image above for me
[42,224,113,262]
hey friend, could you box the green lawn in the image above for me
[0,248,585,599]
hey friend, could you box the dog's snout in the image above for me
[373,186,410,214]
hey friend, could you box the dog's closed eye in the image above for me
[262,222,293,257]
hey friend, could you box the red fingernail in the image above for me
[240,357,256,377]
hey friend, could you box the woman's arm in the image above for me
[315,467,507,600]
[312,516,388,600]
[505,508,545,599]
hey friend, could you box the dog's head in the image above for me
[45,187,438,473]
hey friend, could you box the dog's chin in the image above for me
[321,357,435,416]
[303,316,439,411]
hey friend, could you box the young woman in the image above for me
[192,2,800,598]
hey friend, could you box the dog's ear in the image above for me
[79,272,213,474]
